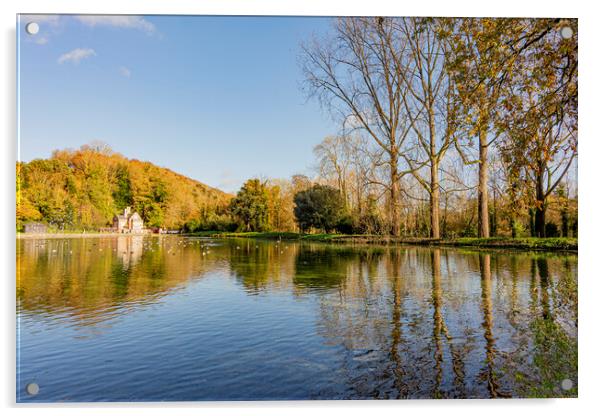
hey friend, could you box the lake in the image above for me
[16,236,577,401]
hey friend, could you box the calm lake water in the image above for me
[16,236,577,401]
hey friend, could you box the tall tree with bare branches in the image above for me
[313,135,351,208]
[390,18,460,238]
[439,18,521,238]
[301,17,413,236]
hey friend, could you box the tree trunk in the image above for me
[534,171,546,237]
[414,209,419,237]
[356,174,362,216]
[442,194,448,238]
[390,156,401,237]
[510,216,517,238]
[430,161,440,239]
[491,187,497,236]
[340,177,348,210]
[559,183,569,237]
[478,131,490,238]
[534,206,546,238]
[561,210,569,237]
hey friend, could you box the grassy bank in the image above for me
[185,231,577,251]
[16,232,160,239]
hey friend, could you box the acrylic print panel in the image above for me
[16,14,578,402]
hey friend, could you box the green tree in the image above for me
[440,18,525,238]
[293,184,345,233]
[112,164,133,210]
[358,194,384,234]
[229,179,270,232]
[556,184,570,237]
[498,20,577,237]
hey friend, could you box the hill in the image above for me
[17,143,233,231]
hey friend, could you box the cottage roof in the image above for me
[130,212,142,221]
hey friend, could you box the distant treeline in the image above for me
[16,142,577,238]
[224,174,577,238]
[17,143,232,232]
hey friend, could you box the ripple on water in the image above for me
[17,237,578,401]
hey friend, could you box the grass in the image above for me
[188,231,302,240]
[444,237,577,250]
[184,231,577,251]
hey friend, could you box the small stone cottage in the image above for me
[113,207,144,233]
[23,222,48,234]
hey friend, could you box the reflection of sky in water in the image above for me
[17,236,577,401]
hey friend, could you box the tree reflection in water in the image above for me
[17,237,577,399]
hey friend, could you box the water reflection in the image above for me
[17,236,221,325]
[17,237,577,401]
[479,253,507,398]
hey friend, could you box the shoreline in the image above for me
[16,232,168,239]
[185,232,578,252]
[16,231,578,252]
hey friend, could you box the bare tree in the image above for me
[391,18,459,238]
[301,17,413,236]
[313,136,351,208]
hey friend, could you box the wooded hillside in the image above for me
[17,143,232,231]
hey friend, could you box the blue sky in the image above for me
[18,15,338,193]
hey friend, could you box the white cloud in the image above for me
[21,14,61,26]
[20,15,61,45]
[19,15,158,46]
[34,36,49,45]
[74,16,156,34]
[57,48,96,64]
[119,66,131,78]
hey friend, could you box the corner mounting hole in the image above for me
[25,22,39,35]
[26,382,39,396]
[560,26,573,39]
[561,378,573,391]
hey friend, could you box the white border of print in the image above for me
[1,1,597,416]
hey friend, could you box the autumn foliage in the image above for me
[17,144,232,231]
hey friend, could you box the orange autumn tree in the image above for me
[17,143,232,231]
